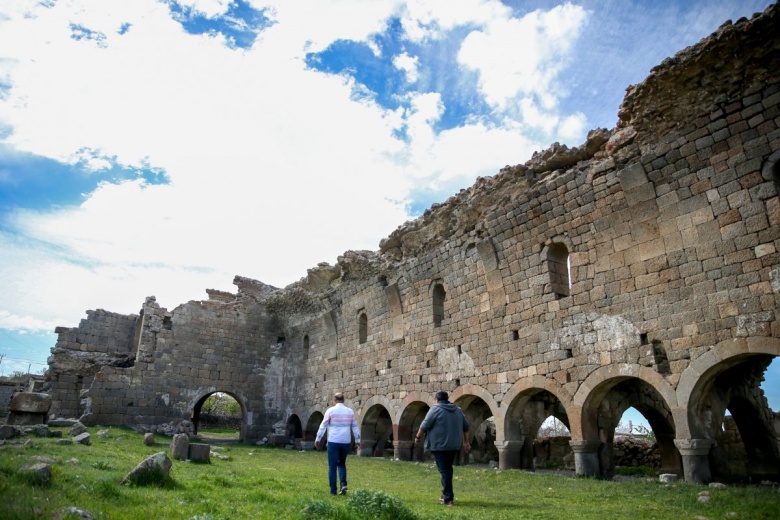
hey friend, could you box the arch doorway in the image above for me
[192,391,244,442]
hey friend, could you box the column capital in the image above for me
[494,440,525,450]
[569,440,601,453]
[674,438,714,455]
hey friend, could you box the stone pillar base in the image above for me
[674,438,713,484]
[393,440,414,461]
[495,440,524,470]
[570,440,601,477]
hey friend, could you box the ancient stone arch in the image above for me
[190,389,247,441]
[42,5,780,485]
[500,376,573,470]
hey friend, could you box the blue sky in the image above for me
[0,1,776,425]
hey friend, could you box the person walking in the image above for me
[315,392,361,495]
[414,390,471,507]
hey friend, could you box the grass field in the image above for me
[1,425,779,519]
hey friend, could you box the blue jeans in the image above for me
[433,450,459,504]
[326,442,351,494]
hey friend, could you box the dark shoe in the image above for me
[339,486,348,495]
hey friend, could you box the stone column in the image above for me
[674,438,713,484]
[496,440,524,470]
[393,440,414,461]
[570,440,601,477]
[358,440,376,457]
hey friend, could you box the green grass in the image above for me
[1,425,779,519]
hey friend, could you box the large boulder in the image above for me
[120,452,172,485]
[7,392,51,425]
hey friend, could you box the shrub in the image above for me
[346,489,417,520]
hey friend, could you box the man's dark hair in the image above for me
[334,392,345,402]
[435,391,449,401]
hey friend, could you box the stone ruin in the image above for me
[37,4,780,484]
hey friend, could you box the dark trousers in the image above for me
[326,442,351,494]
[432,450,459,504]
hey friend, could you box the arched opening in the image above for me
[398,401,430,461]
[432,283,446,327]
[305,411,324,449]
[286,414,303,450]
[582,377,679,479]
[361,404,393,458]
[192,391,244,442]
[506,389,570,470]
[695,356,780,483]
[358,311,367,344]
[547,242,570,297]
[454,394,495,465]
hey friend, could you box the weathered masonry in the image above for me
[44,5,780,484]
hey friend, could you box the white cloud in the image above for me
[457,2,587,139]
[0,0,590,336]
[393,52,419,83]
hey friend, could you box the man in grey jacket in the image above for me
[414,390,471,506]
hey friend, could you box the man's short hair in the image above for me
[334,393,345,402]
[435,391,449,401]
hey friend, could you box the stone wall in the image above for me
[0,381,16,418]
[44,4,780,484]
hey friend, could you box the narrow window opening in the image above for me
[303,335,310,360]
[426,360,431,368]
[457,345,462,355]
[512,330,519,341]
[652,340,671,375]
[358,311,368,344]
[277,336,285,346]
[323,374,327,381]
[419,375,422,383]
[640,333,649,345]
[375,370,379,376]
[432,283,446,327]
[163,316,173,330]
[547,242,571,297]
[387,360,392,369]
[455,378,460,387]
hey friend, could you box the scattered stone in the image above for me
[20,463,52,484]
[489,460,498,469]
[73,433,91,446]
[24,439,33,447]
[97,430,109,438]
[212,452,230,460]
[170,433,189,461]
[69,422,86,436]
[49,418,79,427]
[55,506,94,520]
[58,439,73,445]
[0,424,22,439]
[69,458,80,464]
[78,484,87,492]
[143,433,155,446]
[50,430,63,438]
[708,482,727,489]
[188,443,210,463]
[33,425,49,437]
[697,495,711,503]
[760,480,777,487]
[120,452,172,485]
[7,392,51,426]
[659,474,678,482]
[30,456,57,464]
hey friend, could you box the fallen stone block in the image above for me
[120,452,172,485]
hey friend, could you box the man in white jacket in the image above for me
[315,392,361,495]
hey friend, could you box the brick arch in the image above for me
[573,364,678,440]
[360,397,394,457]
[189,388,247,441]
[450,384,500,419]
[500,375,573,443]
[677,337,780,439]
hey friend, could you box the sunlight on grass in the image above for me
[0,425,778,519]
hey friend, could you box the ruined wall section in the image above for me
[272,5,780,422]
[61,277,285,439]
[47,309,138,419]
